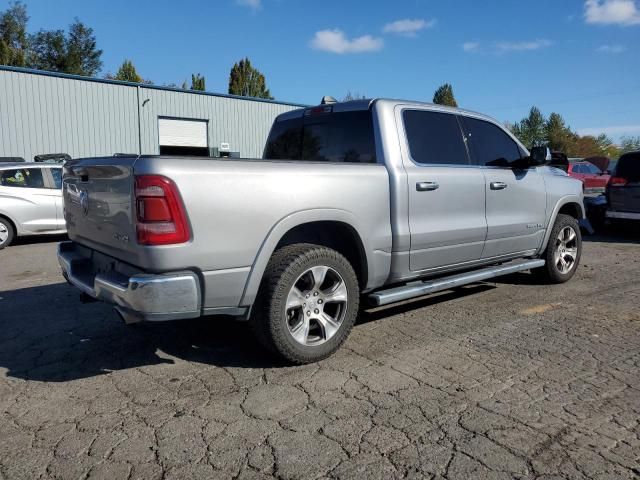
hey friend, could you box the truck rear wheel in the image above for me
[533,214,582,284]
[249,243,360,364]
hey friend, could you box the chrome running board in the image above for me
[369,259,545,306]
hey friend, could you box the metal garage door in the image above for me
[158,118,208,156]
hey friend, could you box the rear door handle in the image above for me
[416,181,439,191]
[490,182,508,190]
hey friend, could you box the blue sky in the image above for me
[11,0,640,141]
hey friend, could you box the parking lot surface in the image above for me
[1,233,639,479]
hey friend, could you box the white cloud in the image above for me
[462,41,480,52]
[584,0,640,25]
[596,44,626,52]
[383,18,436,37]
[310,29,384,54]
[236,0,261,10]
[496,39,553,53]
[578,124,640,136]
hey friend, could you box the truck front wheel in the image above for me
[249,243,360,364]
[533,214,582,284]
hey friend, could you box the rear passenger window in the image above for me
[463,117,522,167]
[0,168,45,188]
[403,110,469,165]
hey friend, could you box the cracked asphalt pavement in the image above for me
[0,231,639,479]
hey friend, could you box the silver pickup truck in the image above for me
[59,98,586,363]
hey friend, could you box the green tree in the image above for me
[109,59,143,82]
[0,1,28,67]
[569,135,603,158]
[512,106,547,148]
[28,29,66,71]
[619,136,640,154]
[595,133,619,158]
[545,113,574,153]
[432,83,458,107]
[228,57,273,99]
[28,19,102,76]
[64,20,102,75]
[190,73,205,91]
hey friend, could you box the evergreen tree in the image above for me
[0,1,28,67]
[190,73,205,91]
[228,57,273,99]
[545,112,573,153]
[112,59,142,83]
[513,106,547,148]
[432,83,458,107]
[64,20,102,75]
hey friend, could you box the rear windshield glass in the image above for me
[616,153,640,181]
[264,111,376,163]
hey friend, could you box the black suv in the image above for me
[606,151,640,222]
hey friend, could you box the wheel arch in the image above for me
[239,209,379,307]
[0,213,18,236]
[538,196,585,254]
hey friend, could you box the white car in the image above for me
[0,162,66,249]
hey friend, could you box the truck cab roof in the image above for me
[276,98,500,127]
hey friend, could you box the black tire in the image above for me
[0,217,15,249]
[533,214,582,284]
[249,243,360,364]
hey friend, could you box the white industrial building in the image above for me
[0,65,304,161]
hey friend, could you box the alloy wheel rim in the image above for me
[554,226,578,274]
[0,224,8,243]
[285,265,348,346]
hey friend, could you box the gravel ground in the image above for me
[0,230,639,479]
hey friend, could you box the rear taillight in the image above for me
[135,175,190,245]
[608,176,628,187]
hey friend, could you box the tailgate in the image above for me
[63,157,139,262]
[609,183,640,213]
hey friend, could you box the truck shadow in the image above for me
[11,233,68,247]
[0,281,496,383]
[583,223,639,245]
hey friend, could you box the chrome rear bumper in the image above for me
[58,241,201,323]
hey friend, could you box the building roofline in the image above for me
[0,65,309,108]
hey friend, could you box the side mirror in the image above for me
[529,146,552,165]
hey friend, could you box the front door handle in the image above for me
[416,181,439,192]
[490,181,508,190]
